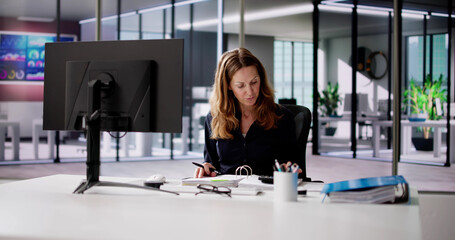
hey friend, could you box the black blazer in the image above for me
[203,104,299,176]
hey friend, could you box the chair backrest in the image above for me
[281,104,312,180]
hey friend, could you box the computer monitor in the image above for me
[343,93,371,115]
[44,39,183,132]
[43,39,183,194]
[64,59,157,132]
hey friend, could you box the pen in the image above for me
[285,162,292,172]
[291,163,299,173]
[192,162,222,175]
[275,159,282,172]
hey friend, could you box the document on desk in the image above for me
[162,176,262,196]
[161,183,263,196]
[238,175,274,190]
[182,175,245,187]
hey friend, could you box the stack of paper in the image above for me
[327,186,396,204]
[182,175,245,187]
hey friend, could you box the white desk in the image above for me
[0,174,421,240]
[32,119,55,159]
[319,116,380,135]
[0,120,20,161]
[372,120,455,163]
[318,116,380,149]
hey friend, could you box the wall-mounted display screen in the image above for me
[0,32,75,81]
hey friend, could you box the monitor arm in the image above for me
[73,78,178,195]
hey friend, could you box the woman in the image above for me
[194,48,300,178]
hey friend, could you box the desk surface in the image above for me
[0,174,422,240]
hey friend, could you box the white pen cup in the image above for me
[273,171,298,202]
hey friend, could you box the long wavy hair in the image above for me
[209,48,279,140]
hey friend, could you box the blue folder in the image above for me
[321,175,408,194]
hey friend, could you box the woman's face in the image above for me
[229,65,261,109]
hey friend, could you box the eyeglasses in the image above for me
[195,184,232,197]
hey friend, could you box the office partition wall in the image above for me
[314,0,454,168]
[316,7,353,155]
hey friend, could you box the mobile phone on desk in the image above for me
[258,175,274,184]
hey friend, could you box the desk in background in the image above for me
[32,119,55,159]
[318,115,380,148]
[0,174,421,240]
[372,120,455,163]
[0,120,19,161]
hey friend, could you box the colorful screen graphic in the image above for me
[0,33,75,81]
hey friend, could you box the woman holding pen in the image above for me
[194,48,303,178]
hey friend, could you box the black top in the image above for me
[203,104,299,176]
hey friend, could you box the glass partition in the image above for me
[317,7,353,156]
[188,0,218,153]
[0,0,64,162]
[141,8,166,40]
[402,9,450,166]
[355,1,393,161]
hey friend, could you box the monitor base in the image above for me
[73,179,179,195]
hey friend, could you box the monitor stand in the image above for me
[73,79,178,195]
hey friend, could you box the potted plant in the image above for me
[318,82,342,136]
[319,82,342,117]
[402,74,447,151]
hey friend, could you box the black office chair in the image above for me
[280,104,313,181]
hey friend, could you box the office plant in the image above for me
[318,82,342,136]
[402,74,447,150]
[318,82,342,117]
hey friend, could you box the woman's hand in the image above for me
[194,162,217,178]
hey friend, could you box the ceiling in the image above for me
[0,0,314,40]
[0,0,453,41]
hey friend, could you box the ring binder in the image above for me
[235,165,253,177]
[321,175,410,204]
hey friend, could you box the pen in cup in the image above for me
[192,162,222,175]
[274,159,282,172]
[291,163,299,173]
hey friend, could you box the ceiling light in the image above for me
[245,4,313,22]
[17,16,54,22]
[319,2,430,20]
[177,3,313,30]
[79,18,96,24]
[138,4,172,14]
[357,9,389,17]
[401,12,427,20]
[174,0,209,7]
[402,9,428,15]
[79,11,138,24]
[430,12,451,18]
[318,5,353,13]
[322,2,354,8]
[120,11,137,18]
[358,5,393,12]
